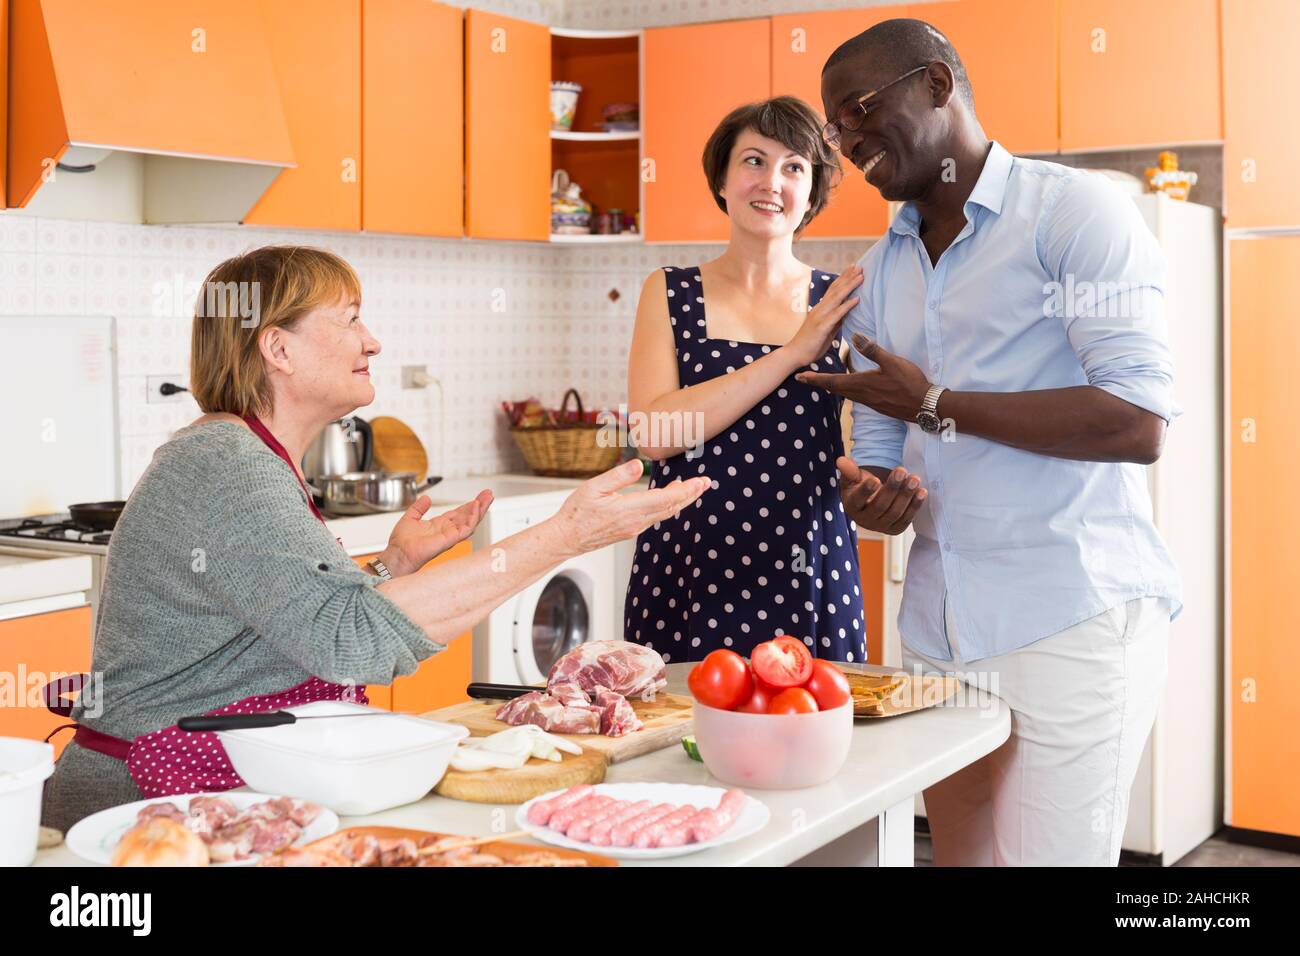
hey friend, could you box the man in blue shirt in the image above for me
[799,19,1182,866]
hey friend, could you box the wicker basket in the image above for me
[509,388,622,478]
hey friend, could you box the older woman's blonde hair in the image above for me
[189,245,361,417]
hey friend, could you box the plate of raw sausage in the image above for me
[515,782,769,859]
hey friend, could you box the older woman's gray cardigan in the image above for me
[41,421,437,831]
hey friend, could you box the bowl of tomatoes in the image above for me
[687,636,853,790]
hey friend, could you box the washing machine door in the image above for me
[519,572,590,683]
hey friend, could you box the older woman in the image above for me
[624,96,867,664]
[41,245,706,831]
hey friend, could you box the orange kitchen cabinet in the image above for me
[464,9,550,241]
[363,0,463,236]
[1227,236,1300,838]
[857,537,886,665]
[913,0,1058,154]
[643,18,772,243]
[245,0,362,230]
[0,606,93,759]
[770,6,903,239]
[1,0,7,208]
[1059,0,1221,151]
[1222,0,1300,228]
[351,540,473,714]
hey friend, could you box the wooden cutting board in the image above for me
[434,749,606,804]
[838,668,963,718]
[370,416,428,481]
[422,692,694,765]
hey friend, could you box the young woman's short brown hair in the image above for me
[189,245,361,417]
[701,96,843,232]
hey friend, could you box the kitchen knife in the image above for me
[177,710,405,731]
[465,682,546,701]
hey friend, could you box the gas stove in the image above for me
[0,515,112,554]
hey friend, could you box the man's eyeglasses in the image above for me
[821,64,930,150]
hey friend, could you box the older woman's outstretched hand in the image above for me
[551,459,710,557]
[380,489,495,577]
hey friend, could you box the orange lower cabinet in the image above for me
[351,541,472,714]
[1228,236,1300,838]
[770,6,904,239]
[245,0,362,230]
[0,605,93,758]
[857,537,886,665]
[643,18,772,243]
[464,9,550,240]
[362,0,463,236]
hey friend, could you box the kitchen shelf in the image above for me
[550,129,639,141]
[548,233,643,244]
[550,27,641,40]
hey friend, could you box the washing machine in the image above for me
[423,474,625,685]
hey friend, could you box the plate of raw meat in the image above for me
[66,792,338,866]
[515,782,768,859]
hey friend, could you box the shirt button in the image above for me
[943,543,952,552]
[931,479,942,491]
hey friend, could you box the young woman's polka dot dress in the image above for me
[124,678,368,798]
[624,265,867,664]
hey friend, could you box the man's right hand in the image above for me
[836,457,927,535]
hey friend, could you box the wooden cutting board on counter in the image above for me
[434,749,607,804]
[369,416,429,481]
[422,692,695,766]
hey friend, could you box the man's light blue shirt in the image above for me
[846,141,1183,663]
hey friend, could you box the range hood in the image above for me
[7,0,296,223]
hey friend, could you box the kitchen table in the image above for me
[33,663,1010,867]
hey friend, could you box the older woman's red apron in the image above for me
[44,414,369,798]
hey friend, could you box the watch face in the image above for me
[916,411,941,433]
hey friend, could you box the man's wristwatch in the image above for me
[916,384,947,434]
[366,558,393,582]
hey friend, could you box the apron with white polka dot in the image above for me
[624,265,867,664]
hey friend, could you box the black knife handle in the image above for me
[177,711,296,732]
[465,682,543,701]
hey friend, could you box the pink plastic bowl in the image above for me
[691,699,853,789]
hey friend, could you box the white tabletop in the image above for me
[35,663,1009,867]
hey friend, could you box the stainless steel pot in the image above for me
[308,471,442,516]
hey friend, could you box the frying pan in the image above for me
[68,501,126,531]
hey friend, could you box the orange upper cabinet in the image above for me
[245,0,362,231]
[1059,0,1221,151]
[914,0,1058,155]
[643,18,772,243]
[1223,0,1300,228]
[1,0,8,208]
[363,0,463,237]
[465,10,550,241]
[1227,236,1300,838]
[771,7,903,239]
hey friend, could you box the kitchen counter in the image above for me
[34,663,1009,867]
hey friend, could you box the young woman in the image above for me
[624,97,867,664]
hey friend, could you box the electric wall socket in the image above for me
[401,365,429,389]
[147,375,189,404]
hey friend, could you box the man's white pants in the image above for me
[901,596,1171,866]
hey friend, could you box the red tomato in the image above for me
[804,659,851,710]
[735,681,774,714]
[687,649,753,710]
[767,687,819,715]
[751,636,814,689]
